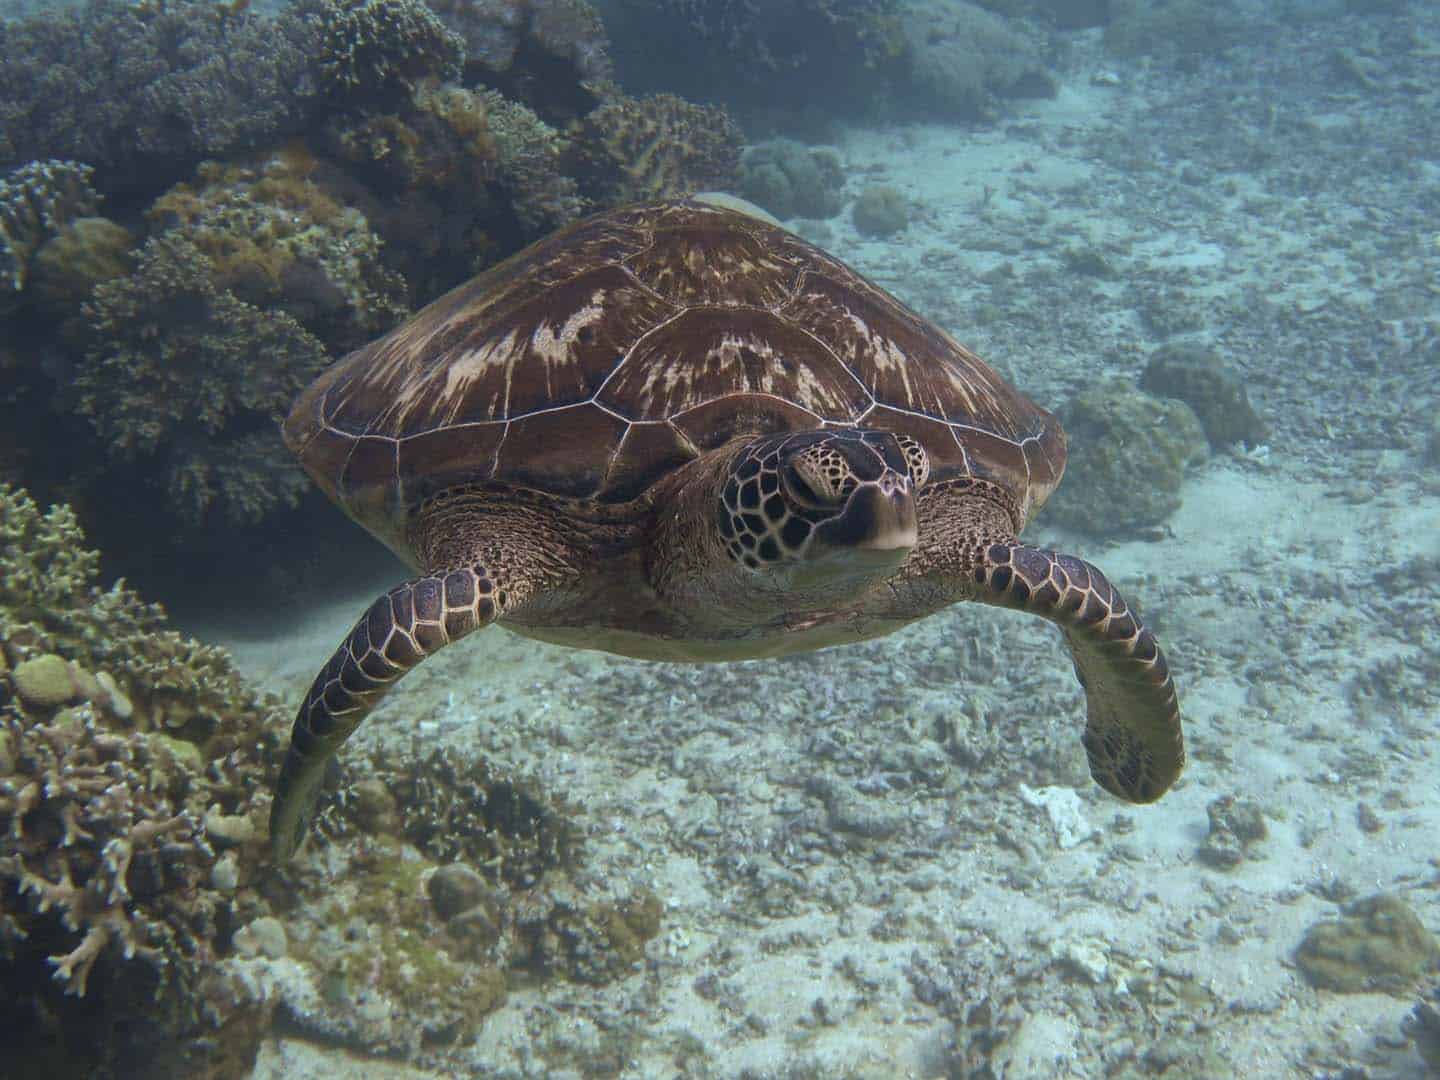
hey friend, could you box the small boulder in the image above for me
[427,862,489,921]
[1141,343,1266,449]
[1042,378,1208,537]
[852,185,908,239]
[1295,893,1440,993]
[1197,794,1267,869]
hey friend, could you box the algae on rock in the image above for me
[1295,893,1440,994]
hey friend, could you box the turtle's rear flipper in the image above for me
[974,543,1184,802]
[268,567,515,861]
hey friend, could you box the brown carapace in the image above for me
[270,197,1183,861]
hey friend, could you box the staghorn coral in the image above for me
[0,160,100,314]
[0,483,287,1078]
[75,234,331,526]
[428,0,612,122]
[0,0,322,199]
[316,0,464,105]
[570,90,743,206]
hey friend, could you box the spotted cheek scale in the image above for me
[719,452,814,571]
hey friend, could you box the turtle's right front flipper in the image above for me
[269,567,514,861]
[973,542,1184,803]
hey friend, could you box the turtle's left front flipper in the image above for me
[974,543,1184,803]
[268,566,522,861]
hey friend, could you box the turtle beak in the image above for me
[811,472,917,565]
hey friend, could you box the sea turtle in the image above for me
[270,197,1184,860]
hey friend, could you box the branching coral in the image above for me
[74,234,331,526]
[480,89,585,233]
[326,84,499,198]
[0,0,322,198]
[0,483,287,1078]
[319,742,581,888]
[146,154,410,354]
[0,484,279,739]
[571,90,743,206]
[316,0,464,104]
[66,150,407,528]
[0,160,100,313]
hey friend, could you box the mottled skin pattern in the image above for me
[269,198,1185,861]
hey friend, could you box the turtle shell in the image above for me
[285,199,1064,553]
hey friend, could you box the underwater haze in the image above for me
[1,0,1438,1077]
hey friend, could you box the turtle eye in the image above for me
[781,462,825,507]
[781,447,854,509]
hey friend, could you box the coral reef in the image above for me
[480,89,586,233]
[737,138,845,220]
[27,216,134,321]
[597,0,907,130]
[571,91,743,206]
[1294,893,1440,993]
[1141,342,1267,449]
[0,483,286,1079]
[0,161,101,315]
[899,0,1054,118]
[429,0,613,122]
[75,234,330,526]
[852,183,910,238]
[0,0,322,198]
[321,83,510,298]
[1104,0,1242,59]
[145,154,410,354]
[319,742,581,888]
[63,149,409,528]
[1041,378,1209,537]
[265,740,657,1058]
[315,0,464,104]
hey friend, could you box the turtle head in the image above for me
[718,430,925,591]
